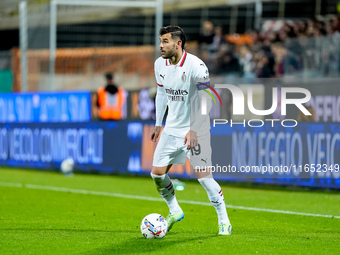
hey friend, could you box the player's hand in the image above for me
[150,126,162,142]
[184,130,198,150]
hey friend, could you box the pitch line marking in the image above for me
[1,183,339,219]
[0,182,23,188]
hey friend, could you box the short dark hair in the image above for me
[105,73,113,80]
[159,25,187,50]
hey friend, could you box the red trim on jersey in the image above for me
[157,83,163,87]
[179,51,187,67]
[165,51,186,66]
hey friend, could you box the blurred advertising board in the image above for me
[264,78,340,123]
[1,121,338,189]
[211,123,340,189]
[125,89,155,121]
[0,91,91,123]
[0,121,142,173]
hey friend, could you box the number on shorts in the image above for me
[191,143,201,156]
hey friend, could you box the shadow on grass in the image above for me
[82,233,219,255]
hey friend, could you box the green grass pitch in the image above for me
[0,167,339,254]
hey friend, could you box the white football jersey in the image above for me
[154,51,212,138]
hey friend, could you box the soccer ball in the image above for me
[140,213,168,239]
[60,158,74,175]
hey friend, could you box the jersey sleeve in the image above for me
[154,59,164,88]
[191,61,212,133]
[154,60,167,126]
[193,61,210,86]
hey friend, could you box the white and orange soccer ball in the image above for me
[140,213,168,239]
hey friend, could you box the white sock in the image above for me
[151,173,182,214]
[198,176,230,225]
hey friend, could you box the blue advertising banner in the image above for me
[211,123,340,188]
[0,92,91,123]
[0,121,143,173]
[0,121,339,189]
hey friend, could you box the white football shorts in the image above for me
[152,131,212,169]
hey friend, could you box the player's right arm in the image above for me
[151,60,167,142]
[151,84,167,142]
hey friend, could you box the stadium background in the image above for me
[0,0,340,189]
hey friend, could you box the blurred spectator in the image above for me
[272,43,286,77]
[239,45,255,78]
[210,26,225,52]
[250,30,261,47]
[331,15,340,32]
[198,20,215,49]
[216,50,240,76]
[196,16,340,79]
[255,47,275,78]
[97,73,125,120]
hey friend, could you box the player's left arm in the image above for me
[191,61,212,132]
[184,61,212,150]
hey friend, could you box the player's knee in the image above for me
[151,166,167,176]
[195,168,213,179]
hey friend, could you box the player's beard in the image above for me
[161,44,176,59]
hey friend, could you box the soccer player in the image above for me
[150,25,232,235]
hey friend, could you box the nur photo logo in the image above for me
[200,84,312,128]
